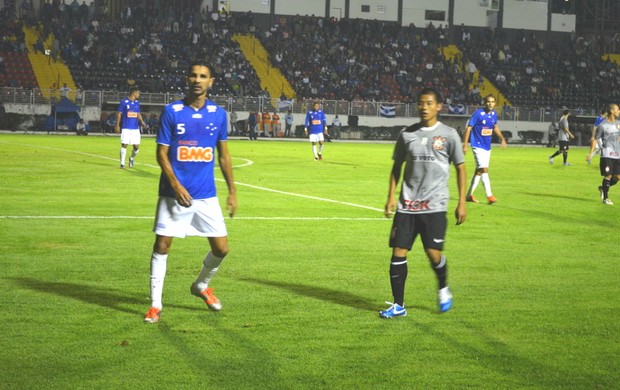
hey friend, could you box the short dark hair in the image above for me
[484,94,496,102]
[563,109,570,116]
[129,86,139,94]
[418,87,443,103]
[188,60,215,77]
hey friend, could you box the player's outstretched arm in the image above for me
[494,125,507,149]
[217,141,237,218]
[384,162,402,217]
[454,162,467,225]
[462,125,473,154]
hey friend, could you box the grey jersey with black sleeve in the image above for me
[558,116,570,142]
[392,121,464,214]
[595,119,620,159]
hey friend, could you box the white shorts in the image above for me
[153,196,227,238]
[309,133,324,143]
[472,147,491,169]
[121,129,141,145]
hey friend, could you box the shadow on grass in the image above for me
[411,318,606,388]
[125,166,160,179]
[9,277,196,316]
[520,191,593,203]
[238,276,435,313]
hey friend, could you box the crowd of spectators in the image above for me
[259,16,477,106]
[458,26,620,111]
[15,0,263,96]
[1,0,619,113]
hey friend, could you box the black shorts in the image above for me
[389,212,447,251]
[558,141,569,151]
[600,157,620,176]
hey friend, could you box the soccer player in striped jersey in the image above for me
[381,87,467,318]
[144,60,237,323]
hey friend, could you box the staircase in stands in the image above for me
[23,25,77,99]
[232,34,296,103]
[440,44,512,112]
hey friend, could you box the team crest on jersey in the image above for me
[172,104,184,112]
[207,105,218,113]
[432,136,446,150]
[193,113,203,119]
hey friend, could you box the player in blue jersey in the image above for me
[586,108,607,165]
[115,87,147,169]
[590,103,620,205]
[462,94,507,205]
[304,101,328,160]
[380,87,467,319]
[144,60,237,323]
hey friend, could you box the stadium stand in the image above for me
[0,0,618,119]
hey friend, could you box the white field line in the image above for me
[0,215,388,221]
[0,140,384,216]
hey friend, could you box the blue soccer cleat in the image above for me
[438,287,453,313]
[379,301,407,318]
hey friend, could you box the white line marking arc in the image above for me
[0,140,384,217]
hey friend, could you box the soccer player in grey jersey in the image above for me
[380,87,467,318]
[549,109,575,166]
[591,103,620,204]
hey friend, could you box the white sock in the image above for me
[194,251,224,291]
[468,174,481,196]
[319,144,324,155]
[150,252,168,309]
[312,145,318,158]
[130,148,139,159]
[481,173,492,197]
[120,148,127,165]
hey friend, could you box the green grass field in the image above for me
[1,133,618,389]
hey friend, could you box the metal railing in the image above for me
[0,87,599,123]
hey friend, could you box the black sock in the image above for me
[611,178,618,187]
[431,255,448,289]
[602,178,611,199]
[562,152,568,164]
[550,151,560,158]
[389,256,408,306]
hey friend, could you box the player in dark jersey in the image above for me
[381,87,467,318]
[144,60,237,323]
[591,103,620,205]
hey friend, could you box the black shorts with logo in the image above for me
[600,157,620,176]
[558,141,569,151]
[389,212,447,251]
